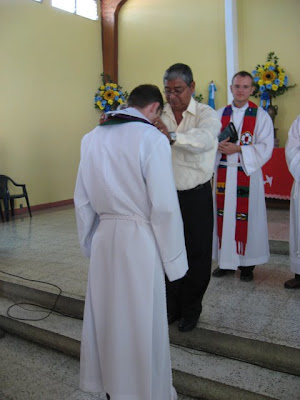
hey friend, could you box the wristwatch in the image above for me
[169,131,177,144]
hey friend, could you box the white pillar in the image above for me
[224,0,238,104]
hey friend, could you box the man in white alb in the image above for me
[74,84,188,400]
[284,115,300,289]
[212,71,274,281]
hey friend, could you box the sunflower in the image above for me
[261,70,276,82]
[104,90,116,101]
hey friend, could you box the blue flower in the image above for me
[268,66,275,70]
[266,84,272,90]
[259,85,266,92]
[101,100,107,106]
[254,76,260,82]
[274,79,280,85]
[261,91,270,100]
[284,76,288,85]
[252,70,258,76]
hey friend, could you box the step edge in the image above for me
[0,315,282,400]
[0,280,84,319]
[173,369,277,400]
[1,287,299,377]
[0,314,80,358]
[169,325,300,377]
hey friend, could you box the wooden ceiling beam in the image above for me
[100,0,128,83]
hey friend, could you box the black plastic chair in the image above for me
[0,175,32,222]
[0,200,4,222]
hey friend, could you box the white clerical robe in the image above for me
[285,115,300,274]
[212,103,274,269]
[74,108,188,400]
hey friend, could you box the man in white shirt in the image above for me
[155,63,221,332]
[74,84,188,400]
[212,71,274,282]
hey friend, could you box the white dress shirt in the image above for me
[161,97,221,190]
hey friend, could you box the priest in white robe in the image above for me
[212,71,274,281]
[74,84,188,400]
[285,115,300,289]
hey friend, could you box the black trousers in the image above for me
[166,181,213,320]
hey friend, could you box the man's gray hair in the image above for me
[163,63,194,86]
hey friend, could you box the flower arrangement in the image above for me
[95,73,128,112]
[251,52,295,108]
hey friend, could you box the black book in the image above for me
[218,122,238,143]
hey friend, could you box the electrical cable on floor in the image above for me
[0,270,81,321]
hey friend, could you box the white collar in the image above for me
[106,107,151,123]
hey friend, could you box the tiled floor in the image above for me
[0,205,298,349]
[0,205,299,400]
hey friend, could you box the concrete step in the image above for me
[0,333,197,400]
[0,296,299,400]
[171,345,300,400]
[1,275,299,377]
[269,239,289,255]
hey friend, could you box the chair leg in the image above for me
[0,201,4,222]
[10,198,15,217]
[25,195,32,217]
[3,197,9,222]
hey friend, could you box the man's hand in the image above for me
[99,113,106,124]
[153,118,170,140]
[218,138,241,155]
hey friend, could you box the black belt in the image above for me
[177,180,211,193]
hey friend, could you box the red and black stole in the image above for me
[216,101,257,255]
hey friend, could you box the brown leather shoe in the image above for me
[284,277,300,289]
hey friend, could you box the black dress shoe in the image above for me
[168,313,180,325]
[240,269,253,282]
[178,317,198,332]
[106,394,110,400]
[284,276,300,289]
[212,267,234,277]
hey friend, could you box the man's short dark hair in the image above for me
[232,71,254,85]
[127,84,164,111]
[163,63,194,86]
